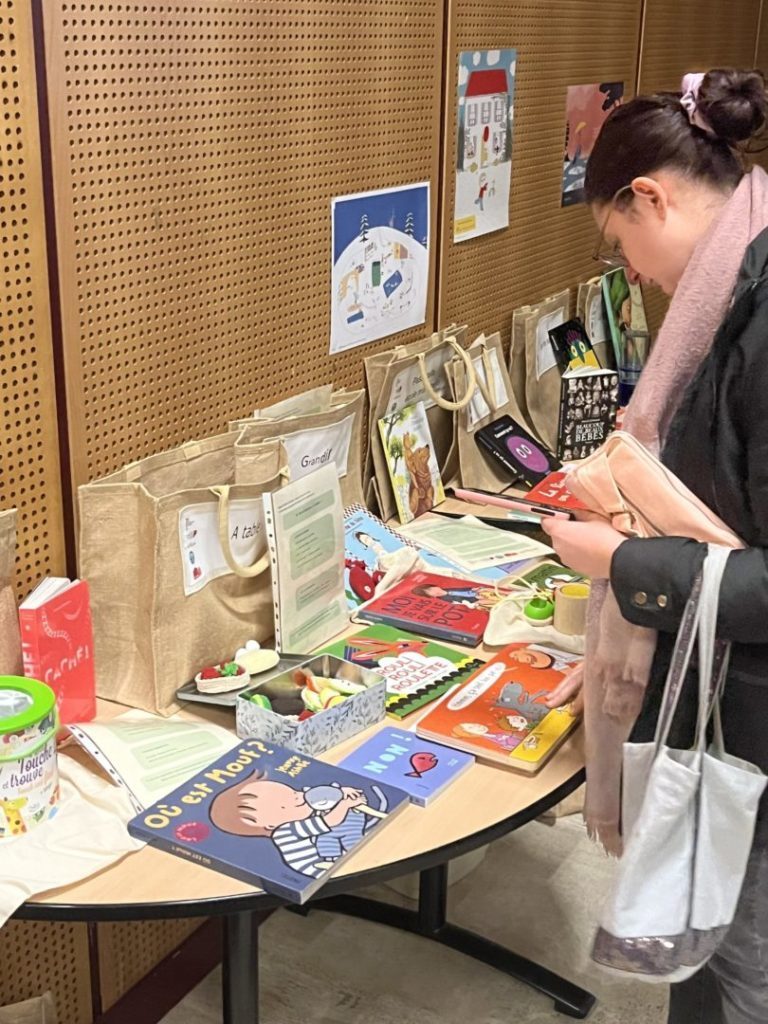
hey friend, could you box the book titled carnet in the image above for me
[19,577,96,724]
[127,739,409,904]
[356,571,495,647]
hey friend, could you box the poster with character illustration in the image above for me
[454,48,517,242]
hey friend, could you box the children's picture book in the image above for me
[557,367,619,461]
[548,318,600,372]
[601,268,652,406]
[517,560,585,593]
[378,401,445,524]
[525,471,588,512]
[417,643,582,773]
[19,577,96,724]
[262,465,348,653]
[339,727,474,806]
[475,415,560,487]
[454,48,517,243]
[356,570,505,647]
[343,504,466,609]
[127,739,409,904]
[318,624,484,719]
[561,82,624,207]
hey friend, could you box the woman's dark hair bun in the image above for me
[698,68,768,144]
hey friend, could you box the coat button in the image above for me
[633,591,648,606]
[656,594,668,608]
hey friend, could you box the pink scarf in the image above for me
[585,167,768,854]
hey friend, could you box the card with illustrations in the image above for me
[561,82,624,207]
[330,183,429,354]
[454,48,517,242]
[378,402,445,524]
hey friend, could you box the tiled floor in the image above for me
[160,815,668,1023]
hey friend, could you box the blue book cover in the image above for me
[127,739,409,904]
[338,727,474,807]
[343,505,516,609]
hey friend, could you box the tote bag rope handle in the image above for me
[210,485,270,579]
[472,340,500,411]
[416,337,477,411]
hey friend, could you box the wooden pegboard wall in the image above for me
[438,0,643,344]
[0,0,66,597]
[43,0,444,491]
[638,0,762,93]
[0,921,91,1024]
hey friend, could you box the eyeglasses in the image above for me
[592,184,634,269]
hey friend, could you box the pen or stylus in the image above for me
[451,486,573,520]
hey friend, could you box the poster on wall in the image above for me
[330,183,429,355]
[453,48,517,243]
[561,82,624,207]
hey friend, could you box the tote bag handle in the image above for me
[416,336,477,411]
[211,485,270,579]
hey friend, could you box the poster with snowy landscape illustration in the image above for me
[330,183,429,354]
[454,49,517,243]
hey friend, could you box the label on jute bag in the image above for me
[179,499,266,596]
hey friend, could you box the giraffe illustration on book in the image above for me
[0,796,28,836]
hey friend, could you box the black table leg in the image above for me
[308,864,596,1020]
[222,910,260,1024]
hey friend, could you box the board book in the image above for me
[317,624,484,719]
[475,415,560,487]
[356,570,504,647]
[127,739,409,904]
[416,643,581,773]
[377,401,445,524]
[338,727,474,806]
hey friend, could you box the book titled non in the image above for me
[417,643,581,774]
[475,415,560,487]
[19,577,96,724]
[318,624,484,719]
[356,571,499,648]
[557,368,619,461]
[127,739,409,904]
[339,727,474,806]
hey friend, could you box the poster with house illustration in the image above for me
[454,49,517,243]
[330,183,429,354]
[561,82,624,207]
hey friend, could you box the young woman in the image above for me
[542,69,768,1023]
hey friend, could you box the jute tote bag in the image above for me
[0,509,22,675]
[446,332,526,490]
[79,434,287,715]
[364,326,472,519]
[523,289,571,451]
[231,388,365,507]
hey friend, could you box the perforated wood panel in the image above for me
[0,921,91,1023]
[98,918,203,1010]
[438,0,643,343]
[638,0,762,93]
[0,0,66,597]
[42,0,443,490]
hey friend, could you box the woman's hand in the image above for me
[544,664,584,716]
[540,515,626,580]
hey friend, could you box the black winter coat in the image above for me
[610,225,768,774]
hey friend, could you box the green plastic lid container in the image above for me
[0,676,56,733]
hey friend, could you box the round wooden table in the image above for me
[15,716,593,1022]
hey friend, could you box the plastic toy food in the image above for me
[195,661,249,694]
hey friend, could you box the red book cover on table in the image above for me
[525,471,588,512]
[19,578,96,723]
[356,571,497,647]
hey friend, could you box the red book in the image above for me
[19,578,96,724]
[357,571,504,647]
[525,471,588,512]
